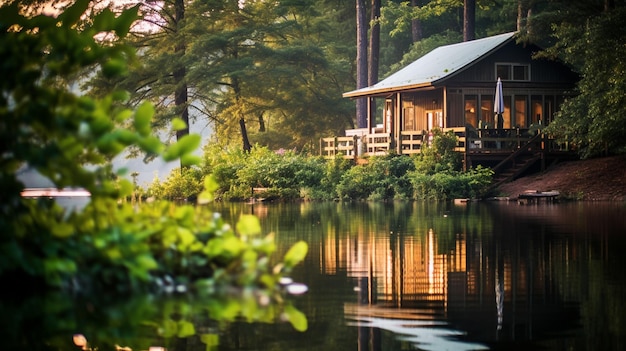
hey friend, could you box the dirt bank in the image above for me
[495,155,626,201]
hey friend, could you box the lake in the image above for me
[3,201,625,350]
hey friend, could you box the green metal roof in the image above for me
[343,32,517,98]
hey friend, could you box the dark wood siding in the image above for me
[447,89,464,127]
[443,41,578,86]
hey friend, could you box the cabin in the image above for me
[322,32,579,184]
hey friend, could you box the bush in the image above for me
[200,144,330,200]
[146,167,204,201]
[337,154,415,200]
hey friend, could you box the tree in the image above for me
[543,1,626,157]
[411,0,423,42]
[91,0,354,153]
[368,0,381,121]
[463,0,475,41]
[355,0,368,128]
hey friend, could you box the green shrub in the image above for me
[201,144,329,200]
[146,167,204,201]
[337,154,415,200]
[413,128,462,174]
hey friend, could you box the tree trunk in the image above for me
[232,76,251,152]
[463,0,475,41]
[517,0,523,31]
[174,0,189,142]
[368,0,380,86]
[356,0,368,129]
[411,0,423,42]
[257,112,265,132]
[239,117,252,152]
[368,0,381,122]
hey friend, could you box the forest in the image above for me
[91,0,626,158]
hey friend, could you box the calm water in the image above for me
[3,201,626,350]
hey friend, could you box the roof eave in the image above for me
[342,82,434,98]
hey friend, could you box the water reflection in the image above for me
[233,201,625,350]
[4,201,626,350]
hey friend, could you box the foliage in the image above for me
[0,0,307,296]
[90,0,355,153]
[408,130,492,200]
[201,144,328,201]
[161,135,490,202]
[542,3,626,158]
[1,287,308,351]
[336,154,415,200]
[410,165,493,200]
[145,167,204,201]
[413,128,463,175]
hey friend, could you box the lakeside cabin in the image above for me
[321,32,579,185]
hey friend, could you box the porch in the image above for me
[320,127,575,181]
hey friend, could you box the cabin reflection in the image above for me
[320,207,581,348]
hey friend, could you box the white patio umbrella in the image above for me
[494,77,504,130]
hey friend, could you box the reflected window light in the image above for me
[73,334,88,349]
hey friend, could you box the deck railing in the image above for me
[320,136,359,159]
[321,127,570,159]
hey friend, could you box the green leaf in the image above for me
[283,304,308,332]
[236,215,261,236]
[200,333,219,349]
[115,109,133,122]
[197,190,214,205]
[172,117,188,131]
[59,0,90,26]
[112,129,138,145]
[117,178,134,196]
[177,320,196,338]
[181,154,201,166]
[138,135,164,154]
[92,8,115,32]
[114,5,140,38]
[135,254,158,271]
[134,102,154,137]
[163,134,201,161]
[51,222,75,238]
[283,241,308,268]
[197,175,219,204]
[204,174,220,193]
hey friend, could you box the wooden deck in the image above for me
[322,128,570,159]
[321,127,576,182]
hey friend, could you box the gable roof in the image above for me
[343,32,517,98]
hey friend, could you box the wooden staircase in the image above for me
[489,133,543,189]
[491,153,541,186]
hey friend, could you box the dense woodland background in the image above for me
[4,0,626,159]
[82,0,626,159]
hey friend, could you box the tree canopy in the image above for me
[83,0,626,158]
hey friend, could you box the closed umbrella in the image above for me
[494,77,504,130]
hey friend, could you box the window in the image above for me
[531,96,542,125]
[480,95,494,128]
[515,96,527,127]
[464,95,478,128]
[496,63,530,81]
[513,65,529,80]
